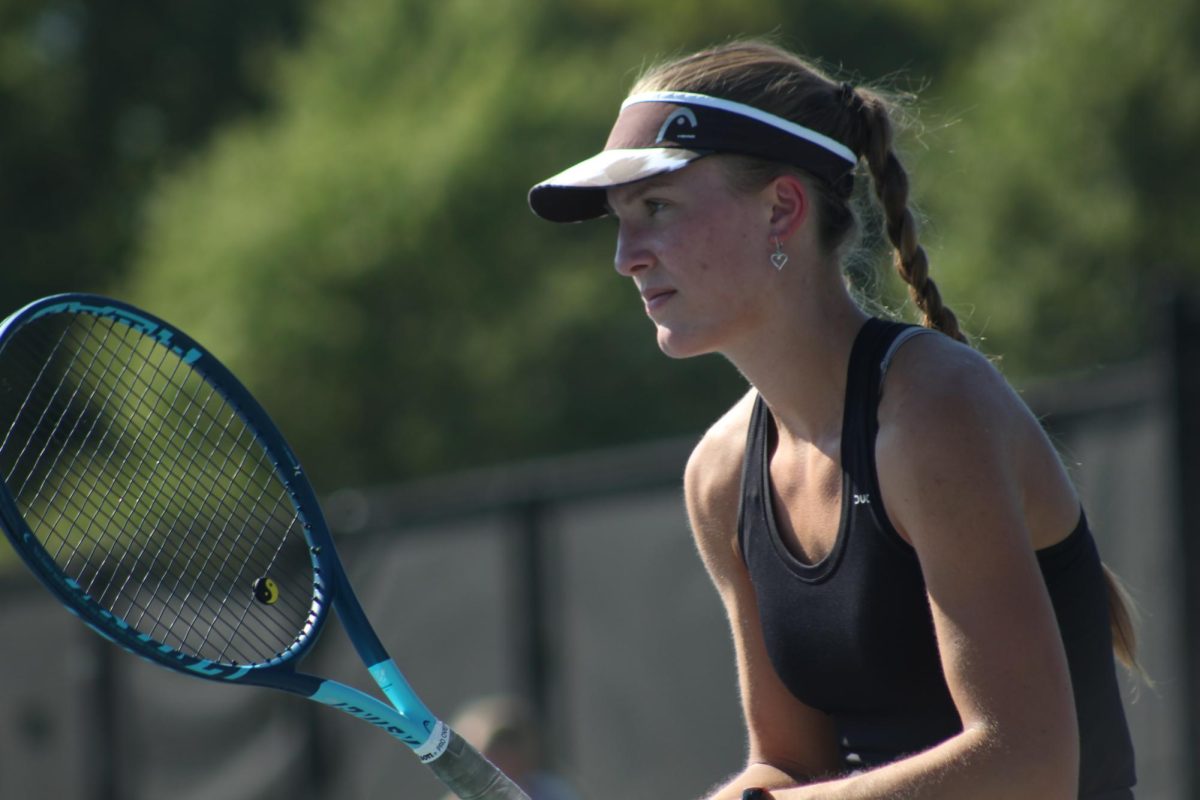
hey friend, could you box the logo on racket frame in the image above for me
[30,298,203,365]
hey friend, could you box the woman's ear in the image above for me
[765,173,810,241]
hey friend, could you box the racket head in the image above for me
[0,294,339,680]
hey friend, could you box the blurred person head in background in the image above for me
[445,694,581,800]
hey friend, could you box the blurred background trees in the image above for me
[2,0,1197,489]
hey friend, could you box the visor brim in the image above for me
[528,147,706,223]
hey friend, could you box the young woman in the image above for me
[527,40,1137,799]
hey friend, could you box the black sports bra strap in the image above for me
[737,393,772,562]
[841,318,921,490]
[739,318,922,559]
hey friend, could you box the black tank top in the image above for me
[737,317,1136,798]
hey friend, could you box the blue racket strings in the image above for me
[0,310,316,668]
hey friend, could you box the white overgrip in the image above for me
[414,719,451,763]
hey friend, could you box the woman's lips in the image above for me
[641,288,676,313]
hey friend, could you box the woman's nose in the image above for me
[613,228,653,277]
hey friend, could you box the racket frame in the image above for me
[0,294,446,758]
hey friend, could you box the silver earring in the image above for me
[770,238,788,271]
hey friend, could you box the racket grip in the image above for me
[428,728,532,800]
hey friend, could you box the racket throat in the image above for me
[369,659,436,724]
[307,676,446,758]
[368,659,449,760]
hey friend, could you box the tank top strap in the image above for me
[739,319,929,560]
[841,318,923,490]
[737,392,772,562]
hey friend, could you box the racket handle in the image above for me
[428,728,532,800]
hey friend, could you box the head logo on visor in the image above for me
[529,91,858,223]
[658,108,698,142]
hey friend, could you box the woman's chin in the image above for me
[655,327,714,360]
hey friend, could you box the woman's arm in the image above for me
[684,393,842,800]
[755,339,1081,799]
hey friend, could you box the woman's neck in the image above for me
[724,277,868,445]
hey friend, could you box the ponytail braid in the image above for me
[853,91,967,344]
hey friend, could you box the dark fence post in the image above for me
[509,501,560,761]
[1169,292,1200,799]
[89,634,118,800]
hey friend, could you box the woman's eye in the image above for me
[645,200,667,216]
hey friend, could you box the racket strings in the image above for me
[0,321,92,499]
[164,431,307,659]
[25,316,317,662]
[53,320,194,586]
[0,311,319,666]
[105,371,285,635]
[5,327,168,589]
[80,320,319,660]
[4,316,252,606]
[12,321,281,614]
[110,385,300,657]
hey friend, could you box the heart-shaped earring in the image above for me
[770,238,788,271]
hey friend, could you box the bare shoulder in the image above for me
[686,389,756,505]
[875,330,1077,547]
[685,389,757,582]
[876,332,1029,503]
[876,331,1030,458]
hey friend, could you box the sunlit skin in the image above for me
[608,156,1083,798]
[608,157,778,359]
[606,155,867,442]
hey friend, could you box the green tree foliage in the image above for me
[0,0,310,307]
[0,1,311,568]
[4,0,1197,494]
[120,0,1200,486]
[122,0,747,486]
[118,0,1011,487]
[121,0,1018,488]
[920,0,1200,376]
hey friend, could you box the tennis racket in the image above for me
[0,293,530,800]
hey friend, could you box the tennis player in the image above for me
[527,40,1137,799]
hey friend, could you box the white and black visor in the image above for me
[528,91,858,223]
